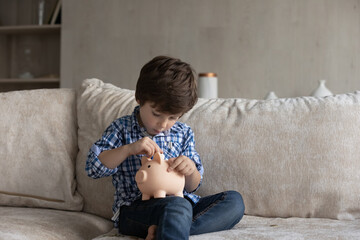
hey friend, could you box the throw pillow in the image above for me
[0,89,83,211]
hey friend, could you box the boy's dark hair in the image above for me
[135,56,197,114]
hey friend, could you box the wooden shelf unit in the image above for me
[0,0,61,92]
[0,77,60,84]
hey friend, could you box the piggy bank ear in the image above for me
[153,152,164,164]
[141,156,150,165]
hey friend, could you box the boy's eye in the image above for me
[152,112,161,117]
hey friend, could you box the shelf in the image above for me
[0,78,60,84]
[0,25,61,35]
[0,0,61,92]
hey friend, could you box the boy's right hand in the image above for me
[99,137,162,169]
[128,137,163,157]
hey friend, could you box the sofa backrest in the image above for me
[0,89,83,211]
[77,78,360,221]
[181,93,360,220]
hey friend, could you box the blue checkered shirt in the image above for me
[86,106,204,227]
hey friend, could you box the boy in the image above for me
[86,56,245,239]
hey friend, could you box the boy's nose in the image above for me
[158,119,167,128]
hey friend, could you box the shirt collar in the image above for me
[131,106,178,137]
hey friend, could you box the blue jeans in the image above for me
[118,191,245,239]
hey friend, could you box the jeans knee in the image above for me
[163,196,193,218]
[226,191,245,221]
[156,197,193,239]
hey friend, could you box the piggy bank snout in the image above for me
[135,170,147,183]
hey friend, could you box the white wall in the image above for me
[61,0,360,99]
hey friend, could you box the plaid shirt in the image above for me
[86,106,204,227]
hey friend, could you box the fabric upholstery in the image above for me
[77,79,360,221]
[181,94,360,220]
[0,206,113,240]
[94,215,360,240]
[0,89,83,211]
[1,81,359,240]
[77,79,138,219]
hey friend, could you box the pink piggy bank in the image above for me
[135,152,185,200]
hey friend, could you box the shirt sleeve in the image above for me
[181,127,204,193]
[85,120,123,179]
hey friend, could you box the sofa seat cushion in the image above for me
[94,215,360,240]
[0,207,113,240]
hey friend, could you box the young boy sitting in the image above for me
[86,56,245,239]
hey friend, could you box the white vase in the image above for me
[311,80,333,97]
[264,91,278,100]
[198,73,218,98]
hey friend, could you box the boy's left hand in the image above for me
[167,155,196,176]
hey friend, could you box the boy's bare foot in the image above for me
[145,225,157,240]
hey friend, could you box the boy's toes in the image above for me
[145,225,157,240]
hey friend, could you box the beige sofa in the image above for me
[1,78,360,240]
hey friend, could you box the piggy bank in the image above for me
[135,152,185,200]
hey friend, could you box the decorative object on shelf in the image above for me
[198,72,218,98]
[19,72,34,79]
[50,0,62,25]
[311,80,333,97]
[18,47,34,79]
[38,0,45,25]
[264,91,278,100]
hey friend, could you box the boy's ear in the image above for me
[141,156,150,165]
[136,99,141,105]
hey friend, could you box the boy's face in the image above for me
[137,101,182,136]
